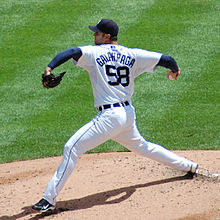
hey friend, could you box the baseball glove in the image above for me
[42,72,66,88]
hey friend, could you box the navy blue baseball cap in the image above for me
[89,19,119,36]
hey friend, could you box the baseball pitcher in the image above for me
[32,19,198,212]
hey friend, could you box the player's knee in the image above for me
[64,142,81,158]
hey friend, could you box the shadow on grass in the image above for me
[0,173,193,220]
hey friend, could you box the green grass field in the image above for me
[0,0,219,163]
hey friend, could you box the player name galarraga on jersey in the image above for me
[96,52,136,68]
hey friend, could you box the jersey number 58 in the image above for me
[105,65,130,87]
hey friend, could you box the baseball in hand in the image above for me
[167,69,180,81]
[168,72,176,80]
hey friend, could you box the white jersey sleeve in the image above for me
[72,45,94,71]
[132,48,162,77]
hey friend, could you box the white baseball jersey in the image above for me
[43,44,198,207]
[74,44,162,107]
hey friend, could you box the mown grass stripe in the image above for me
[0,0,219,163]
[130,0,220,149]
[0,0,157,162]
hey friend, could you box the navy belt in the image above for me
[98,101,129,112]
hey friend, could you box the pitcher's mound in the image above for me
[0,150,219,220]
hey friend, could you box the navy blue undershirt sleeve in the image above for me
[157,54,179,73]
[48,47,82,69]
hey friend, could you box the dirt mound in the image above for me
[0,151,219,220]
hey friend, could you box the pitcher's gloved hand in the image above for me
[42,72,66,88]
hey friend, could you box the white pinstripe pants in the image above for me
[43,104,197,206]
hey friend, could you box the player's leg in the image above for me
[113,108,197,173]
[41,110,128,207]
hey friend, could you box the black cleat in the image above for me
[185,171,197,179]
[32,198,55,212]
[185,164,199,179]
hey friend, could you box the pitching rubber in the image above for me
[196,168,220,179]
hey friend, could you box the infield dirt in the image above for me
[0,150,219,220]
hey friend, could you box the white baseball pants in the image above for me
[43,103,197,206]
